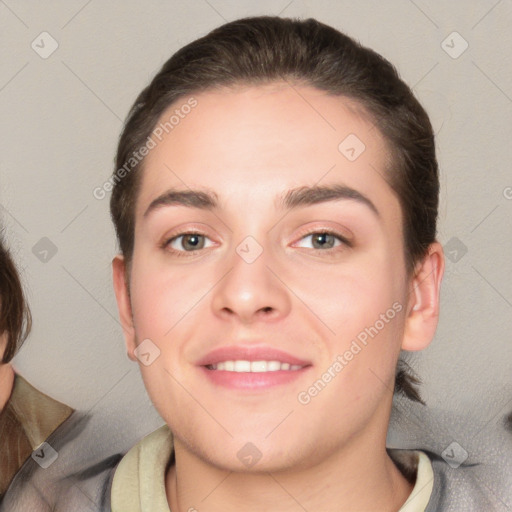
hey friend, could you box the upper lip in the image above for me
[196,345,311,367]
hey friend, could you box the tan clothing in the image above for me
[111,425,434,512]
[0,374,73,496]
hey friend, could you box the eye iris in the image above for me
[182,234,204,250]
[312,233,335,249]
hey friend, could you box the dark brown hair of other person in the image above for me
[0,235,31,364]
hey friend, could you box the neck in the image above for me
[166,418,413,512]
[0,363,15,412]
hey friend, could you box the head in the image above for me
[111,16,444,471]
[0,234,31,364]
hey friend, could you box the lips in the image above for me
[208,360,303,372]
[196,345,311,368]
[197,345,312,390]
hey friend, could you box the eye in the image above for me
[295,231,347,250]
[167,233,214,252]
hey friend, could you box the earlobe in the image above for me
[112,255,137,361]
[401,242,445,351]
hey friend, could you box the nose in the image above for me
[211,244,292,324]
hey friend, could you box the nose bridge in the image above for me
[211,235,291,322]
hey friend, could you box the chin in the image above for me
[183,432,317,474]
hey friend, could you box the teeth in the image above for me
[208,360,303,372]
[251,361,267,372]
[267,361,281,371]
[235,360,251,372]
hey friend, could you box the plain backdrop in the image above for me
[1,0,511,447]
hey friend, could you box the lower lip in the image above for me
[199,366,311,390]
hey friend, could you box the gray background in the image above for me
[1,0,511,446]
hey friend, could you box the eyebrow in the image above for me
[280,184,380,217]
[144,189,218,217]
[144,184,379,218]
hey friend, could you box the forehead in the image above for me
[136,83,399,221]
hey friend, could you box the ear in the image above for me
[401,242,445,351]
[112,255,137,361]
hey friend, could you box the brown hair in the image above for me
[0,235,31,363]
[110,16,439,402]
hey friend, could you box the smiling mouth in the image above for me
[206,360,305,372]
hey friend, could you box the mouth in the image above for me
[206,360,304,372]
[198,345,312,390]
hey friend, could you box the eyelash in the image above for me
[293,229,353,252]
[160,230,215,258]
[161,228,352,257]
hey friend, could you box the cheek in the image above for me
[297,249,406,398]
[129,254,211,339]
[128,255,216,420]
[298,295,406,435]
[298,250,405,342]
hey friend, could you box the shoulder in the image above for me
[111,425,173,512]
[391,447,511,511]
[389,398,512,511]
[423,450,511,512]
[7,373,74,449]
[0,411,121,512]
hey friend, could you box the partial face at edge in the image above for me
[113,83,442,472]
[0,331,7,362]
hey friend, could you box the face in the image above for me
[114,83,442,472]
[0,296,7,363]
[0,331,6,361]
